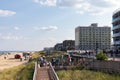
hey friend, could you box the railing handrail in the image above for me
[71,54,96,59]
[49,62,59,80]
[33,62,37,80]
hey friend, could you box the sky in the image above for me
[0,0,120,51]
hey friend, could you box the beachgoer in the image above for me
[4,56,6,59]
[68,54,71,66]
[20,58,22,61]
[55,58,60,67]
[39,56,44,67]
[29,56,32,62]
[51,58,56,66]
[43,56,47,66]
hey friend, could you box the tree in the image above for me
[96,52,108,60]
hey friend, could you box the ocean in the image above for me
[0,51,27,54]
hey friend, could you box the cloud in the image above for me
[0,33,23,40]
[14,27,19,30]
[33,0,120,15]
[33,0,57,6]
[34,26,58,31]
[0,9,16,17]
[76,11,84,14]
[2,36,23,40]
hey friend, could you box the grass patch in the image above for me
[0,61,34,80]
[0,52,43,80]
[57,70,120,80]
[16,62,34,80]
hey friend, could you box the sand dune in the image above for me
[0,53,28,70]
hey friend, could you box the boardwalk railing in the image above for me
[71,54,96,59]
[49,62,59,80]
[33,62,38,80]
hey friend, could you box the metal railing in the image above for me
[49,62,59,80]
[71,54,96,59]
[33,62,38,80]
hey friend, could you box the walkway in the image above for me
[36,66,51,80]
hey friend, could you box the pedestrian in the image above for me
[4,56,6,59]
[43,56,47,66]
[51,58,56,66]
[55,58,60,67]
[68,54,71,66]
[39,56,44,67]
[20,58,22,61]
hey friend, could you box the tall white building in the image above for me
[75,23,111,50]
[112,9,120,49]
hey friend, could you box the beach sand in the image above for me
[0,53,28,70]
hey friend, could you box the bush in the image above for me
[96,52,108,60]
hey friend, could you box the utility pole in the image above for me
[113,43,116,61]
[96,42,98,55]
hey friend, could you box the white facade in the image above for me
[75,23,111,50]
[112,10,120,49]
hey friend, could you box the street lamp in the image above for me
[113,42,117,61]
[96,42,98,55]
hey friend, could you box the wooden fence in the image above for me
[84,60,120,73]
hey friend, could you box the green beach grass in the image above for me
[1,51,119,80]
[57,70,120,80]
[0,52,43,80]
[0,62,34,80]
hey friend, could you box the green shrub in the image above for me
[96,52,108,60]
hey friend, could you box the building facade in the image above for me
[63,40,75,50]
[75,23,111,50]
[54,43,63,51]
[112,9,120,49]
[44,47,54,54]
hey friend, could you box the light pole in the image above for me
[113,42,117,61]
[96,41,98,55]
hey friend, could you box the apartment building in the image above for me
[112,9,120,49]
[75,23,111,50]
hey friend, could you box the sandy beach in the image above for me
[0,53,28,70]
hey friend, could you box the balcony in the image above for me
[113,32,120,37]
[112,24,120,30]
[112,16,120,23]
[114,41,120,45]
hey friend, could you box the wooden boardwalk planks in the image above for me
[36,67,51,80]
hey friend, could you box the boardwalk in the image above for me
[36,67,51,80]
[33,62,59,80]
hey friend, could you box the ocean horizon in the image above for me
[0,51,35,54]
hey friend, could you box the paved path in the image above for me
[36,67,51,80]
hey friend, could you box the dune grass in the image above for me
[0,61,34,80]
[57,70,120,80]
[0,52,44,80]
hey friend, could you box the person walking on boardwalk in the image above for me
[43,56,47,66]
[39,56,44,67]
